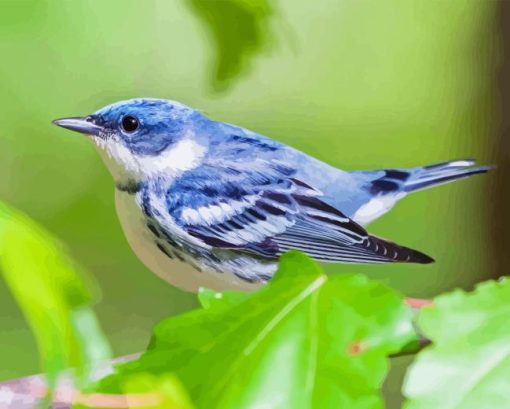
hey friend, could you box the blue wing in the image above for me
[166,161,433,264]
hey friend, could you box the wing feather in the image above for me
[167,164,433,264]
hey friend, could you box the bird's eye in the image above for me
[121,115,139,133]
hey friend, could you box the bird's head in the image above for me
[53,98,208,183]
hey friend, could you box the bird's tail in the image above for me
[361,234,434,264]
[403,159,492,193]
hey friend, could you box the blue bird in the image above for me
[53,98,491,292]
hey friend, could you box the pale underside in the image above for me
[115,189,263,292]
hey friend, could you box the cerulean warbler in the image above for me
[53,98,490,292]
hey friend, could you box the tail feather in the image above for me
[422,158,476,170]
[361,235,434,264]
[404,159,492,193]
[355,158,492,225]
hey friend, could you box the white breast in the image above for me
[114,190,261,292]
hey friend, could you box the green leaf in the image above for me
[186,0,275,93]
[197,287,252,310]
[0,201,111,388]
[123,373,194,409]
[99,252,415,408]
[403,278,510,409]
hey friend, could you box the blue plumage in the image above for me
[53,98,492,290]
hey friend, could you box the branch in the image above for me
[0,354,140,409]
[393,297,433,356]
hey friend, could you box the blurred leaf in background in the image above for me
[186,0,275,93]
[98,252,417,408]
[403,278,510,409]
[0,201,111,388]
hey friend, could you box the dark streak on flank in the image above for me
[116,179,142,194]
[174,251,186,262]
[156,242,174,259]
[160,229,179,247]
[208,252,222,263]
[233,271,257,283]
[147,223,161,238]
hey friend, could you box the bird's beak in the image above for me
[52,116,103,136]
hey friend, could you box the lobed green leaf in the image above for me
[99,252,415,408]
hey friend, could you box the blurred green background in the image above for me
[0,0,500,403]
